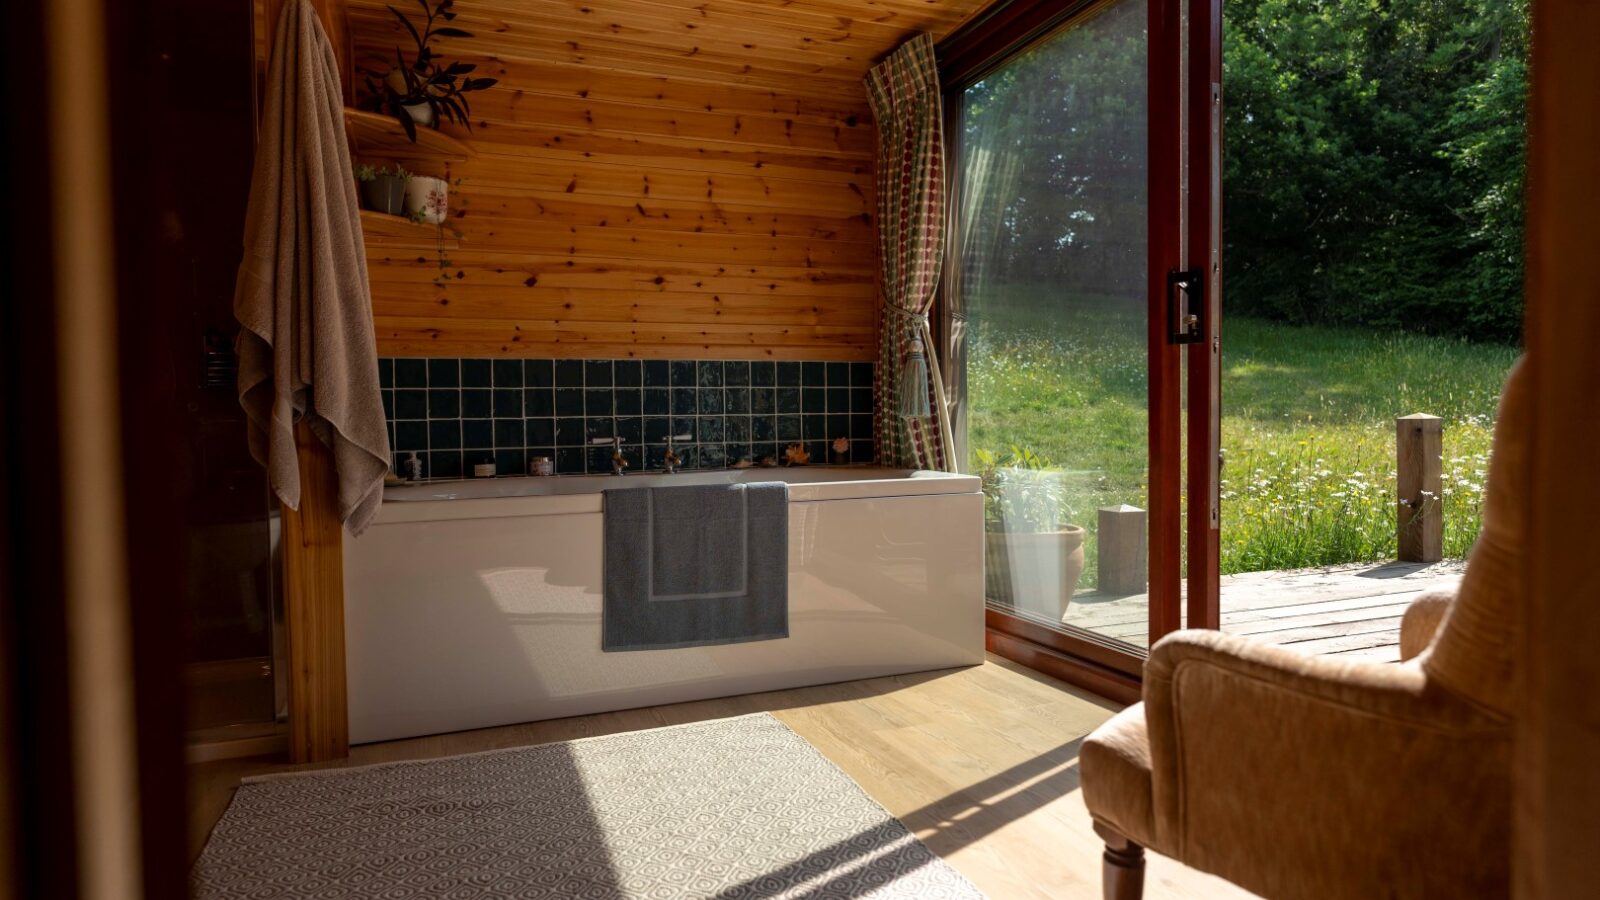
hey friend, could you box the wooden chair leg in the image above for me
[1094,821,1146,900]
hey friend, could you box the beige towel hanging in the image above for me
[234,0,389,535]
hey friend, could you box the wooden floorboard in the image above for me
[189,561,1467,897]
[189,658,1256,899]
[1060,560,1465,660]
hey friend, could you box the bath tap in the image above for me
[663,432,693,474]
[591,435,628,475]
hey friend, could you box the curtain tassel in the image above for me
[898,336,932,418]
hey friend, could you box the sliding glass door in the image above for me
[943,0,1221,678]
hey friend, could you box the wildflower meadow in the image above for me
[967,293,1517,579]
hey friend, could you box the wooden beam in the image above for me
[261,0,353,763]
[1516,0,1600,894]
[280,421,348,763]
[985,630,1141,707]
[263,0,351,104]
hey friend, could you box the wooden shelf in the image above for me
[344,107,474,163]
[359,210,460,250]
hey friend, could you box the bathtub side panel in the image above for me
[343,492,984,743]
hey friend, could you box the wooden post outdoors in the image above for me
[1097,505,1148,595]
[1396,414,1443,563]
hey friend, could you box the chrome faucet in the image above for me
[663,432,693,474]
[591,435,628,475]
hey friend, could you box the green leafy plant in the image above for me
[976,445,1074,533]
[355,163,411,183]
[360,0,498,142]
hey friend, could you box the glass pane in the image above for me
[960,0,1152,646]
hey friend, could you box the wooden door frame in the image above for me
[1516,0,1600,892]
[1145,0,1185,642]
[1185,0,1224,630]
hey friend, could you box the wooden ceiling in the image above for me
[410,0,994,97]
[345,0,993,359]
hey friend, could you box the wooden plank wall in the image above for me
[344,0,989,360]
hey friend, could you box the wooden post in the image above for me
[261,0,353,104]
[281,421,348,763]
[1396,414,1443,563]
[260,0,352,763]
[1097,505,1148,595]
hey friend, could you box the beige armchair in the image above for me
[1081,359,1526,900]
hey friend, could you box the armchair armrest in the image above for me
[1138,630,1509,899]
[1399,588,1455,661]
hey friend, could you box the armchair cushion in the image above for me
[1399,588,1454,661]
[1418,357,1528,714]
[1080,704,1156,848]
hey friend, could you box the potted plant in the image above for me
[355,163,411,215]
[404,173,448,224]
[360,0,498,142]
[409,176,465,287]
[977,446,1086,623]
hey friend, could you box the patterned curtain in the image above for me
[866,33,955,472]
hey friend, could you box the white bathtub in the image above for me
[344,467,985,743]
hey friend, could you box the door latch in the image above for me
[1168,268,1205,345]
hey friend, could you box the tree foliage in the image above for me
[958,0,1149,303]
[955,0,1528,344]
[1223,0,1529,342]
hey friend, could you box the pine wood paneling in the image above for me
[346,0,990,359]
[280,421,349,764]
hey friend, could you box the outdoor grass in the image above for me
[967,289,1519,580]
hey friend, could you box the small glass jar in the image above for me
[529,456,553,476]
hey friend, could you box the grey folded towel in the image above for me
[650,484,749,599]
[604,482,789,651]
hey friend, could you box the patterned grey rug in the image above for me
[194,713,985,899]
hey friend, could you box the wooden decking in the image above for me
[1064,560,1467,660]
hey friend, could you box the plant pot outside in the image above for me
[401,101,436,128]
[984,524,1085,623]
[361,175,408,216]
[405,175,448,224]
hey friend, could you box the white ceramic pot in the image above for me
[984,524,1086,623]
[404,175,448,225]
[401,101,436,127]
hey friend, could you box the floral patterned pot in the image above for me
[404,175,448,225]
